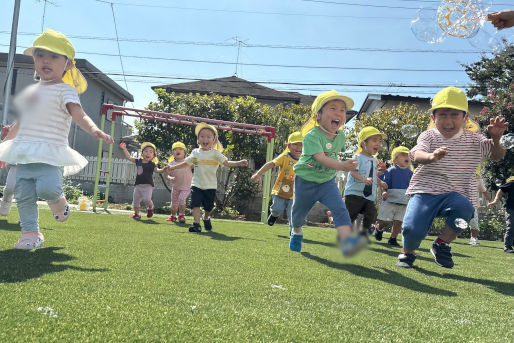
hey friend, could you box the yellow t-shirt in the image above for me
[271,153,298,200]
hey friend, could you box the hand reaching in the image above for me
[239,160,249,167]
[487,116,509,140]
[488,10,514,30]
[250,173,260,183]
[119,142,126,149]
[430,147,449,162]
[341,159,358,171]
[92,129,114,144]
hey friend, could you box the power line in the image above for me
[299,0,511,9]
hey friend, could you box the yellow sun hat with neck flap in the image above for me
[24,29,88,94]
[356,126,387,154]
[195,123,224,152]
[168,141,187,162]
[140,142,159,164]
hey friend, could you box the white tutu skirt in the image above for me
[0,140,88,177]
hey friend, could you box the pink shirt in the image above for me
[168,160,193,191]
[406,129,492,208]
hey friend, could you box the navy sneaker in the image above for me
[203,218,212,231]
[188,222,201,233]
[267,214,278,226]
[396,253,416,268]
[387,237,400,247]
[374,229,383,241]
[504,245,514,253]
[430,241,454,268]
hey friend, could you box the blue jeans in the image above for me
[15,163,63,232]
[270,195,292,221]
[291,176,351,229]
[402,192,474,251]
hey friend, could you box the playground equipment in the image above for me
[93,104,276,224]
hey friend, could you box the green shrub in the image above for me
[62,179,84,204]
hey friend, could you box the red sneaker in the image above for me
[166,215,177,222]
[147,208,154,218]
[131,213,141,220]
[178,214,186,223]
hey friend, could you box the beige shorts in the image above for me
[377,202,407,222]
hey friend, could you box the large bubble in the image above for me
[411,8,447,44]
[436,0,490,38]
[454,218,469,229]
[401,124,419,139]
[500,133,514,150]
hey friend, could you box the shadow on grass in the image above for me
[0,219,20,231]
[451,240,502,250]
[301,251,457,296]
[415,267,514,297]
[368,246,434,263]
[0,247,109,283]
[277,235,337,248]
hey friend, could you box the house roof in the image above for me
[0,53,134,102]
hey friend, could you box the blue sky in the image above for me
[1,0,513,124]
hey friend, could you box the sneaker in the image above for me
[0,200,12,216]
[472,237,480,246]
[178,214,186,223]
[289,232,303,252]
[166,215,177,222]
[49,198,70,222]
[396,253,416,268]
[387,237,400,247]
[14,231,44,250]
[267,214,278,226]
[340,235,367,257]
[359,231,371,244]
[203,218,212,231]
[504,245,514,253]
[130,213,141,220]
[430,241,454,268]
[189,222,201,233]
[147,208,154,218]
[374,229,383,241]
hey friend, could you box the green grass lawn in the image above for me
[0,208,513,342]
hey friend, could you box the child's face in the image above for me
[173,147,186,160]
[361,134,383,156]
[33,49,71,83]
[394,152,410,169]
[316,100,346,135]
[431,108,468,139]
[197,128,216,150]
[141,146,155,161]
[288,142,303,158]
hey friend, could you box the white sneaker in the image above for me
[14,231,44,250]
[470,237,480,246]
[0,200,12,216]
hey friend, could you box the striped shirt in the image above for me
[406,128,492,208]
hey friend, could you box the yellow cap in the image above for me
[140,142,159,164]
[172,141,186,151]
[430,87,468,113]
[287,131,303,144]
[24,29,87,94]
[391,146,410,162]
[356,126,386,154]
[507,176,514,183]
[195,122,218,137]
[311,90,354,116]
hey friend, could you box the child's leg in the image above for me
[469,208,479,242]
[177,189,190,220]
[35,165,68,222]
[391,220,402,238]
[170,189,179,216]
[192,207,202,222]
[14,167,39,232]
[132,186,143,216]
[362,200,377,234]
[270,195,287,218]
[504,208,514,250]
[401,194,439,255]
[285,198,293,225]
[344,195,365,224]
[0,166,17,215]
[289,176,318,252]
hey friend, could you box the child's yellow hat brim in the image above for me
[172,142,187,151]
[391,146,410,162]
[287,131,303,144]
[195,123,218,137]
[430,86,468,113]
[311,90,354,116]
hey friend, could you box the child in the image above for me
[167,123,248,233]
[0,29,113,249]
[289,90,367,256]
[250,131,303,226]
[397,86,507,268]
[469,167,491,246]
[487,176,514,253]
[120,142,167,219]
[166,141,193,223]
[343,126,387,241]
[374,146,413,246]
[0,124,17,216]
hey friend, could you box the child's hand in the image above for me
[341,159,358,171]
[382,191,389,200]
[363,177,373,186]
[119,142,127,149]
[380,181,388,192]
[1,126,10,141]
[240,160,249,167]
[167,175,174,181]
[487,200,497,207]
[250,173,260,183]
[377,160,386,176]
[430,147,449,162]
[92,129,114,144]
[487,116,509,140]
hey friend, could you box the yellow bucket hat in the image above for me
[391,146,410,162]
[287,131,303,144]
[24,29,88,94]
[507,176,514,183]
[195,123,223,152]
[356,126,387,153]
[140,142,159,164]
[168,141,187,162]
[429,87,468,113]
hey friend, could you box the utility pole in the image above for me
[2,0,21,126]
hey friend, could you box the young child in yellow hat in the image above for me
[251,131,303,227]
[398,86,508,268]
[166,142,193,223]
[0,29,113,249]
[343,126,387,242]
[487,176,514,253]
[167,123,248,233]
[120,142,168,219]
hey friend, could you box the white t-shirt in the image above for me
[185,148,228,189]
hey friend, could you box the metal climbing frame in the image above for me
[93,104,276,224]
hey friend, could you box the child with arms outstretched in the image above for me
[166,141,193,223]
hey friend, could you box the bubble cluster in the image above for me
[454,218,468,229]
[401,124,419,139]
[499,133,514,150]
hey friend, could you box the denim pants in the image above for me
[291,176,351,229]
[270,195,293,221]
[402,192,474,251]
[15,163,64,232]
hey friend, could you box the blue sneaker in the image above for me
[289,232,303,252]
[340,235,367,257]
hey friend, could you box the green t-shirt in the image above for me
[293,126,346,183]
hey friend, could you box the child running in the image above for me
[289,90,367,256]
[167,123,248,233]
[374,146,413,246]
[250,131,303,226]
[166,141,193,223]
[397,87,507,268]
[0,29,113,249]
[343,126,387,241]
[120,142,167,219]
[487,176,514,253]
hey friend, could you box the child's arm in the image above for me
[2,121,18,141]
[487,189,504,207]
[67,103,114,144]
[487,116,508,160]
[350,170,372,185]
[313,152,358,171]
[223,159,248,168]
[168,161,191,171]
[412,147,449,164]
[154,165,170,174]
[119,142,136,163]
[250,161,275,182]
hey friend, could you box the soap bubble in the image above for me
[436,0,489,38]
[499,133,514,149]
[401,124,419,139]
[411,8,447,44]
[391,116,399,125]
[467,28,503,53]
[454,218,468,229]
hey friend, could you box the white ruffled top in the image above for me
[0,83,88,176]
